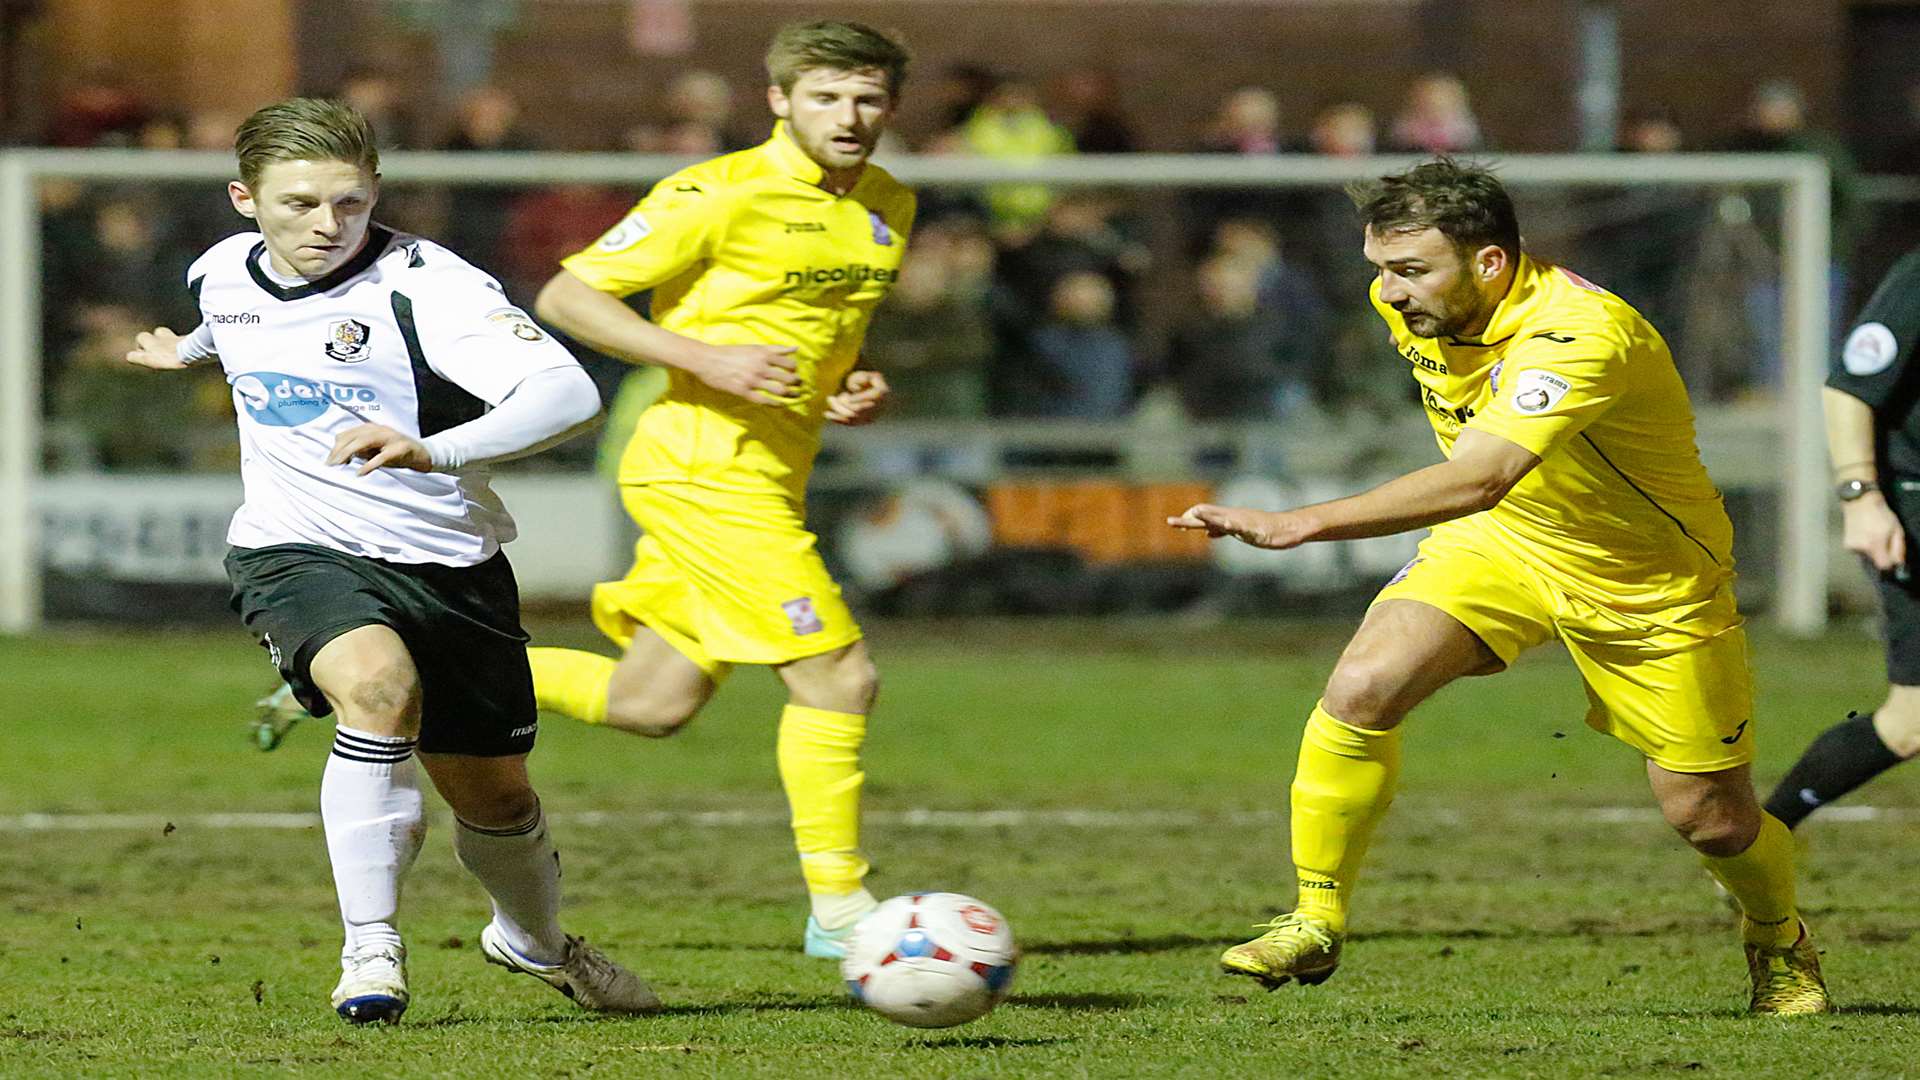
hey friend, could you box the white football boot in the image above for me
[479,921,662,1013]
[331,943,409,1024]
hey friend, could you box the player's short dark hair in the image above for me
[234,97,380,189]
[766,20,911,96]
[1349,157,1520,259]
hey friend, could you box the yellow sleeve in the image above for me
[1469,331,1629,458]
[559,176,727,298]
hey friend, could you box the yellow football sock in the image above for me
[1289,702,1402,934]
[1702,811,1801,948]
[527,647,614,725]
[777,704,871,908]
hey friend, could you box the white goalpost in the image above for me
[0,150,1831,634]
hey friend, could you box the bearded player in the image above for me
[1170,159,1829,1014]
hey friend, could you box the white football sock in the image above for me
[321,726,425,959]
[812,886,878,930]
[453,802,568,966]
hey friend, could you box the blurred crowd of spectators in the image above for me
[30,64,1920,471]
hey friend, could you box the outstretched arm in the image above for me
[125,323,217,371]
[1168,428,1541,549]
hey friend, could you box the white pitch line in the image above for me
[0,805,1912,832]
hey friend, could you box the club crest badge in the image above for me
[782,596,825,636]
[324,318,373,363]
[594,210,652,252]
[1510,369,1570,415]
[1843,322,1898,376]
[486,307,547,342]
[869,209,892,247]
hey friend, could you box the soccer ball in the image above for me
[841,892,1018,1028]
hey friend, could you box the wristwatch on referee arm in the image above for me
[1836,478,1879,502]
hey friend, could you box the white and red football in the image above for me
[841,892,1018,1028]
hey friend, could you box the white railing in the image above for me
[0,150,1832,633]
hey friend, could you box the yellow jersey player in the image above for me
[526,21,914,959]
[1168,159,1829,1014]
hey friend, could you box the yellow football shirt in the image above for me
[1372,254,1735,614]
[561,124,916,501]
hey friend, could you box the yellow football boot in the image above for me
[1746,923,1831,1015]
[1220,913,1342,989]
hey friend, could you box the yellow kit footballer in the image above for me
[1169,159,1829,1015]
[527,20,914,959]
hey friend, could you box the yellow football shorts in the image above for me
[1373,525,1754,774]
[590,482,863,673]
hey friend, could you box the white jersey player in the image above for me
[125,97,660,1025]
[182,224,572,564]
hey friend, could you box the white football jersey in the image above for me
[187,226,581,566]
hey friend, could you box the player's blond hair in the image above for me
[766,20,911,96]
[234,98,380,189]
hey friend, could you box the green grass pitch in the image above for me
[1,618,1916,1078]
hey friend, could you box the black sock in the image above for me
[1763,712,1904,828]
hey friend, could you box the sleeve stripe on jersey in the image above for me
[390,291,488,438]
[1578,432,1723,567]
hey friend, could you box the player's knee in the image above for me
[843,657,880,713]
[450,783,539,830]
[784,649,879,714]
[603,693,700,738]
[1678,818,1754,857]
[1322,658,1406,730]
[343,663,422,733]
[821,657,879,714]
[1661,792,1756,856]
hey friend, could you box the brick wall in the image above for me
[43,0,1850,155]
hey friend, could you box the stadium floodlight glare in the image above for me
[0,149,1830,634]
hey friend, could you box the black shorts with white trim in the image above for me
[224,543,537,756]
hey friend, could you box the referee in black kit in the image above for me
[1763,248,1920,826]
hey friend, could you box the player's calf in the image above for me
[599,643,714,737]
[419,753,542,830]
[602,694,701,737]
[444,784,541,832]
